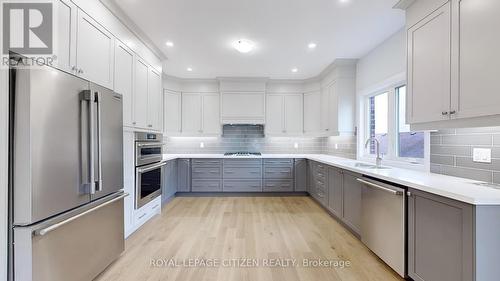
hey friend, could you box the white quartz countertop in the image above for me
[162,153,500,205]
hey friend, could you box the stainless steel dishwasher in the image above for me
[357,177,406,278]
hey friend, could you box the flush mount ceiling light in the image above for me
[165,41,174,47]
[308,42,317,49]
[233,39,255,53]
[291,68,298,73]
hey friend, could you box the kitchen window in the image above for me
[360,83,429,170]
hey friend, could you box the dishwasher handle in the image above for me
[357,178,403,196]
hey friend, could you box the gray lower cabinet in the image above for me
[263,180,293,192]
[191,159,222,192]
[223,180,262,192]
[192,180,222,192]
[341,171,362,235]
[294,159,307,192]
[162,160,178,203]
[311,161,328,206]
[223,159,263,191]
[327,167,343,218]
[408,188,474,281]
[177,159,191,192]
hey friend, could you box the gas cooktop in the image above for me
[224,152,262,157]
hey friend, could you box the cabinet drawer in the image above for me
[192,159,222,167]
[192,180,222,192]
[223,180,262,192]
[223,159,262,167]
[316,181,327,198]
[223,167,262,179]
[264,166,293,179]
[134,198,160,225]
[316,171,327,183]
[263,180,294,192]
[263,158,293,166]
[192,167,222,179]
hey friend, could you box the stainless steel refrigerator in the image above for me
[9,54,126,281]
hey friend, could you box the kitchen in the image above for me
[2,0,500,280]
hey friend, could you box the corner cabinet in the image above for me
[405,0,500,129]
[181,93,221,136]
[265,94,303,136]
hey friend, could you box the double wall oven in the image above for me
[135,132,165,209]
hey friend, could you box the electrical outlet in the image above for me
[473,148,491,163]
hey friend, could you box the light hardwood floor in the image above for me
[96,196,404,281]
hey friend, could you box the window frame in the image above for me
[358,79,430,171]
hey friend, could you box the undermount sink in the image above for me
[354,163,391,170]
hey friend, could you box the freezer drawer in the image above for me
[14,193,126,281]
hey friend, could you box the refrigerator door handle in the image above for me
[95,91,103,192]
[80,90,96,194]
[34,193,129,236]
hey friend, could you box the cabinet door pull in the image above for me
[442,111,449,115]
[449,110,456,115]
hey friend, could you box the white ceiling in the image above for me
[113,0,405,79]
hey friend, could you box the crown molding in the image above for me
[99,0,167,61]
[393,0,416,10]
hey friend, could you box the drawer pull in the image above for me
[138,213,146,219]
[152,204,159,210]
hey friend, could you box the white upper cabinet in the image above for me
[134,58,149,129]
[404,0,500,129]
[202,93,221,135]
[181,93,221,136]
[265,95,284,135]
[76,9,114,89]
[221,92,266,124]
[455,0,500,119]
[164,91,182,135]
[407,2,451,124]
[303,91,322,135]
[147,68,163,131]
[219,79,267,124]
[319,62,356,136]
[266,94,303,136]
[53,0,77,73]
[114,41,134,127]
[284,94,304,135]
[181,93,202,135]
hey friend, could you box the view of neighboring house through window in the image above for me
[364,84,426,166]
[396,86,424,158]
[368,92,388,155]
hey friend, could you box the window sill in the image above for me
[358,156,428,172]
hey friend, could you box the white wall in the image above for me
[356,29,405,93]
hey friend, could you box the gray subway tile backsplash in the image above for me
[430,155,454,166]
[430,145,471,157]
[440,165,493,182]
[430,127,500,182]
[441,134,492,146]
[164,125,356,159]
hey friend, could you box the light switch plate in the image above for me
[473,148,492,163]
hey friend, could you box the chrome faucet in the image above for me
[365,137,383,167]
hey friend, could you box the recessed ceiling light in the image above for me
[233,39,255,53]
[308,42,317,49]
[187,67,193,72]
[291,68,298,73]
[339,0,350,4]
[166,41,174,47]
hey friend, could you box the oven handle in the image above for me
[137,162,167,173]
[137,143,167,147]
